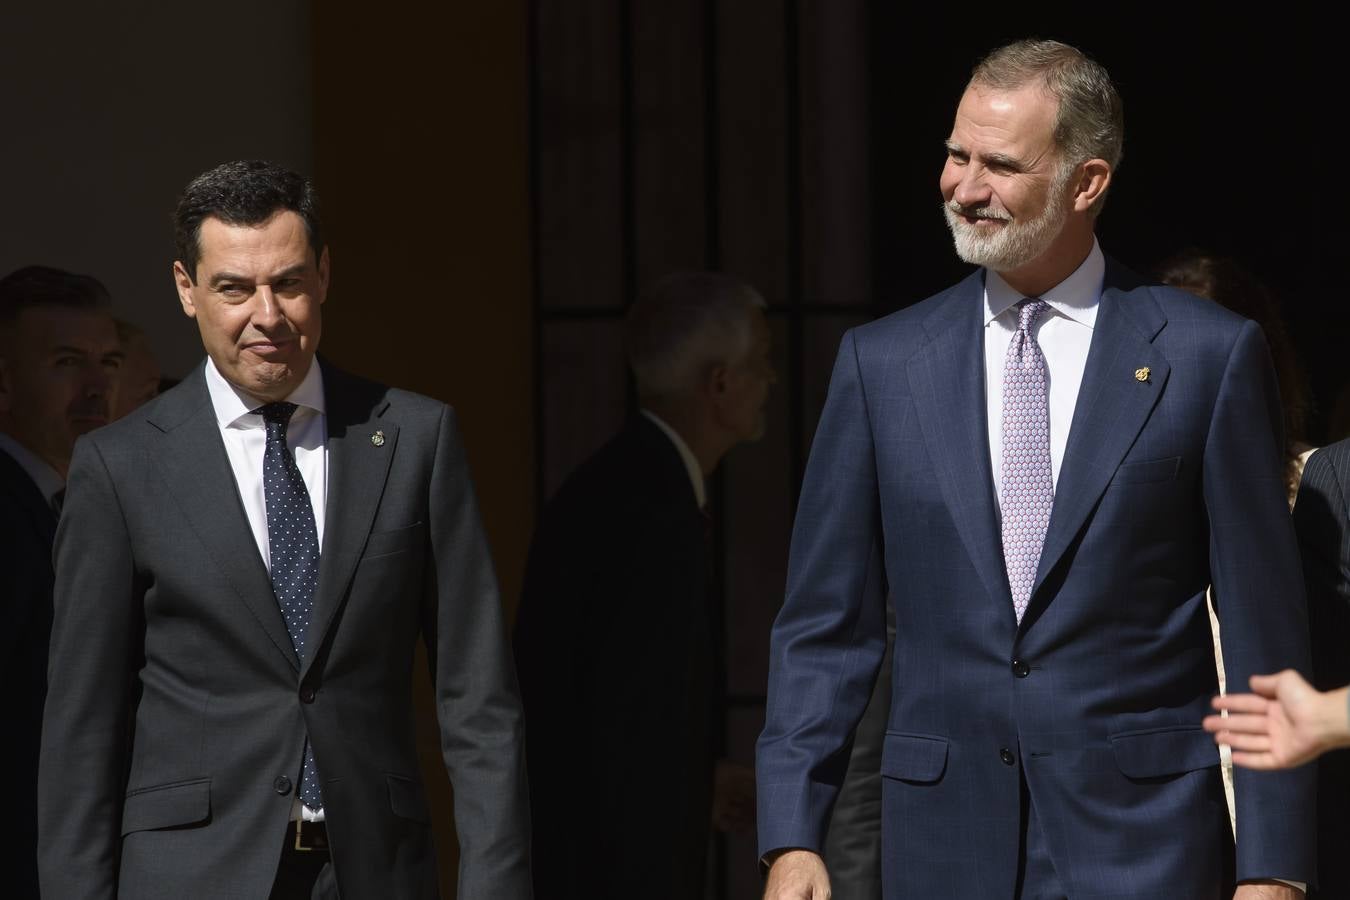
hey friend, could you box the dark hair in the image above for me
[1158,249,1310,490]
[0,265,112,326]
[174,160,324,283]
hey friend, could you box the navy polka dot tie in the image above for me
[258,401,324,811]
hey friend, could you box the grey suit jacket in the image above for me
[38,361,531,899]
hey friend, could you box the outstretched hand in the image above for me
[1203,670,1350,770]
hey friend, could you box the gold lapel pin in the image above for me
[1134,367,1151,383]
[371,430,386,447]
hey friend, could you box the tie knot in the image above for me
[1018,299,1049,333]
[256,401,299,428]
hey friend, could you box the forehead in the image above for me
[196,211,314,275]
[7,306,119,350]
[950,82,1058,157]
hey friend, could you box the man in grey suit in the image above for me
[38,160,531,899]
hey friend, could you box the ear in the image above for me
[173,261,198,319]
[317,246,331,304]
[1072,159,1111,213]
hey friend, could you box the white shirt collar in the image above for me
[984,237,1105,330]
[0,431,65,506]
[204,356,327,430]
[640,409,707,509]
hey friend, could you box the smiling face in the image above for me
[939,82,1078,274]
[173,211,328,402]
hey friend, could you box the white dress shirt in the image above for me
[0,430,65,511]
[641,409,706,508]
[984,239,1103,514]
[204,356,328,822]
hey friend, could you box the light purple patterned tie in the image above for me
[1002,299,1053,623]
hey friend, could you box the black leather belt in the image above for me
[286,819,330,853]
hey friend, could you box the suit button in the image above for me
[274,775,293,795]
[1012,659,1030,678]
[300,686,316,704]
[1000,748,1016,766]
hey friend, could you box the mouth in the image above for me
[69,413,108,429]
[242,340,296,358]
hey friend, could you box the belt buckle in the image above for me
[294,818,316,852]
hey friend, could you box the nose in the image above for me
[251,285,284,330]
[83,361,112,397]
[951,164,992,209]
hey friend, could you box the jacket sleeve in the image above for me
[421,405,532,899]
[38,435,143,899]
[756,328,889,860]
[1205,320,1316,883]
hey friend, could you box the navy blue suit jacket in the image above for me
[757,261,1315,898]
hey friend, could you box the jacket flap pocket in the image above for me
[121,778,211,835]
[880,732,948,783]
[362,522,425,561]
[1112,456,1182,485]
[386,773,431,824]
[1109,726,1218,778]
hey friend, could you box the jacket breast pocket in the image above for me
[362,521,425,561]
[1109,725,1218,778]
[879,732,949,784]
[1111,456,1182,486]
[121,778,211,835]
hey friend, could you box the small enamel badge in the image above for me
[371,430,386,447]
[1134,367,1151,383]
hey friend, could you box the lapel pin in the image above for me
[371,430,386,447]
[1134,367,1151,383]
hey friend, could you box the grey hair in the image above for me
[971,39,1123,213]
[624,271,766,400]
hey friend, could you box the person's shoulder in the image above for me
[849,270,984,359]
[322,365,447,427]
[1105,256,1247,333]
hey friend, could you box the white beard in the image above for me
[943,171,1073,273]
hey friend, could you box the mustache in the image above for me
[945,199,1012,222]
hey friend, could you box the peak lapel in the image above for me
[302,367,396,680]
[149,367,300,671]
[906,272,1013,612]
[1026,281,1169,616]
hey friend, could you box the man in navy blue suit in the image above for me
[757,39,1314,899]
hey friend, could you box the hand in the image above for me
[1203,670,1350,770]
[712,759,756,833]
[1233,881,1305,898]
[763,849,830,900]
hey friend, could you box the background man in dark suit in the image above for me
[0,265,122,899]
[759,40,1313,899]
[38,160,530,899]
[514,272,772,899]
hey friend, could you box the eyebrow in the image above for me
[51,345,126,360]
[944,141,1025,172]
[208,264,308,289]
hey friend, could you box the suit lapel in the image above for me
[149,365,300,671]
[907,271,1013,612]
[1027,270,1169,612]
[302,365,396,680]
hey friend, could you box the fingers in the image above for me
[1213,730,1271,752]
[1209,693,1269,715]
[1228,749,1278,770]
[1248,672,1286,696]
